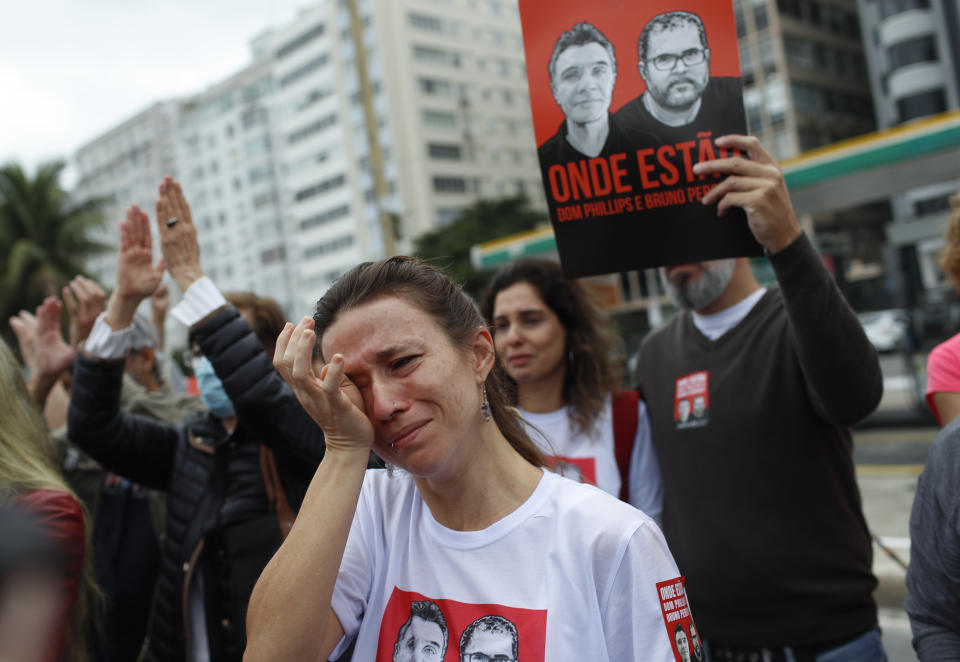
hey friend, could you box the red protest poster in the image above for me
[518,0,763,278]
[657,577,705,662]
[376,587,547,661]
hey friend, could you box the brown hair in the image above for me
[938,193,960,288]
[313,256,545,468]
[481,259,623,436]
[223,291,289,356]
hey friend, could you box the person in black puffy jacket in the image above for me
[67,178,327,662]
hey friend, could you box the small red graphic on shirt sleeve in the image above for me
[657,577,703,662]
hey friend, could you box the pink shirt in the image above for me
[925,332,960,424]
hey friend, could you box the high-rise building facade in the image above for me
[734,0,877,160]
[73,101,182,287]
[855,0,960,314]
[72,0,545,319]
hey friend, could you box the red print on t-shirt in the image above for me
[657,577,704,662]
[674,371,710,429]
[377,587,547,662]
[545,455,597,485]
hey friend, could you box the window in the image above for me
[276,24,325,59]
[752,0,769,30]
[423,110,457,128]
[253,191,278,209]
[295,174,346,202]
[897,89,947,122]
[408,11,443,31]
[914,194,952,216]
[777,0,802,18]
[887,36,938,70]
[734,0,747,37]
[299,204,351,230]
[428,143,462,159]
[261,246,286,265]
[288,113,338,144]
[413,45,453,65]
[878,0,930,20]
[280,54,329,87]
[433,176,467,193]
[297,86,334,112]
[303,234,355,259]
[245,135,271,158]
[418,77,452,96]
[242,107,267,130]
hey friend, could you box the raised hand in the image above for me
[274,318,374,454]
[156,176,204,293]
[151,282,170,320]
[10,299,72,381]
[694,135,803,254]
[105,205,165,331]
[62,275,106,347]
[9,309,40,372]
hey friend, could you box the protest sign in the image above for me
[519,0,763,277]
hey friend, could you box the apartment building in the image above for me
[73,101,182,287]
[72,0,545,319]
[735,0,876,159]
[855,0,960,317]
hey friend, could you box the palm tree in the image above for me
[0,160,111,338]
[414,195,546,299]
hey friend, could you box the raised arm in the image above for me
[696,135,882,425]
[10,297,75,412]
[62,275,106,349]
[154,177,326,468]
[245,319,373,661]
[67,205,177,487]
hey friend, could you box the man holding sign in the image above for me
[634,135,887,660]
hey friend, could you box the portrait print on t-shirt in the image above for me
[377,588,546,662]
[674,371,709,429]
[545,455,597,485]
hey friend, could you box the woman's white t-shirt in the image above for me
[518,395,664,518]
[329,469,683,661]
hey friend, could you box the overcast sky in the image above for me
[0,0,310,178]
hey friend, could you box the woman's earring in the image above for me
[481,384,492,422]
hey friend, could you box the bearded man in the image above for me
[632,135,887,659]
[615,11,745,139]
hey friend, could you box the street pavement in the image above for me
[854,351,939,660]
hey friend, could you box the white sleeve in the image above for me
[170,277,228,326]
[329,474,377,659]
[628,400,664,519]
[602,521,681,661]
[83,313,133,359]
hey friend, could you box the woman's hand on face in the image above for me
[275,318,374,454]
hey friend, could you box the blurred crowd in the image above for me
[2,146,959,662]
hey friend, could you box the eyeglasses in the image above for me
[465,654,515,662]
[647,48,707,71]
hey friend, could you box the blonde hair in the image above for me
[0,338,99,662]
[938,193,960,288]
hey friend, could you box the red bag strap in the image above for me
[259,446,295,539]
[612,390,639,502]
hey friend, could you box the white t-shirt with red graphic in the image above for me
[518,396,663,518]
[330,468,682,661]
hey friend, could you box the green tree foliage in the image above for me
[0,160,110,345]
[413,195,546,299]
